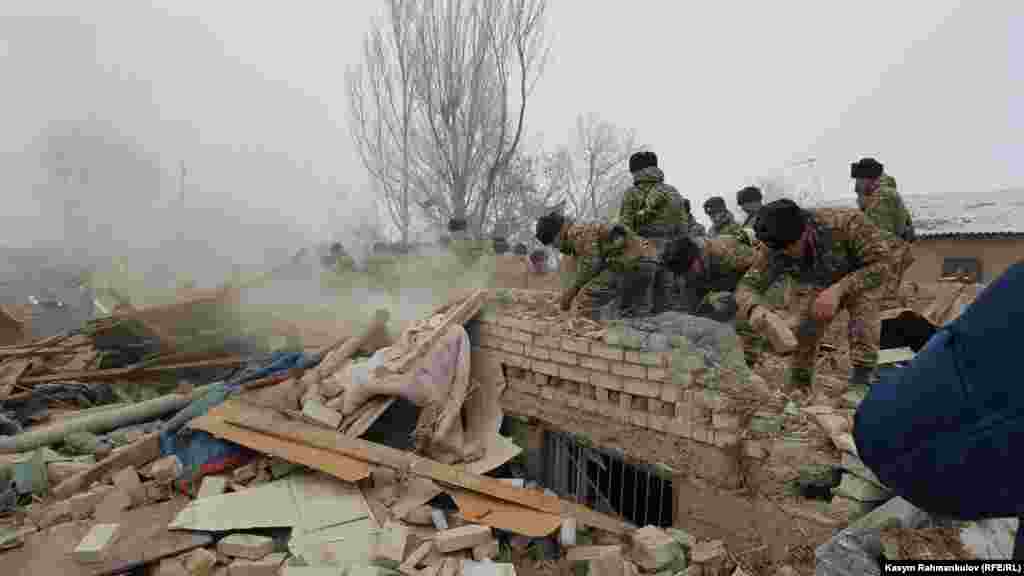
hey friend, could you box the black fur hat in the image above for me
[851,158,884,179]
[628,151,658,173]
[535,211,565,246]
[754,199,806,248]
[448,217,468,232]
[703,196,727,213]
[736,186,762,204]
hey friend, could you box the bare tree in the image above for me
[562,113,641,220]
[347,0,420,248]
[348,0,550,241]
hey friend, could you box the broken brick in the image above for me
[631,526,683,571]
[435,525,493,553]
[218,534,275,560]
[227,553,286,576]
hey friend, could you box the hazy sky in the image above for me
[1,0,1021,252]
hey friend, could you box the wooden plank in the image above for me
[52,433,162,500]
[19,356,245,385]
[4,497,211,576]
[190,403,370,483]
[220,400,562,515]
[449,488,562,538]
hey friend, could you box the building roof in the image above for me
[816,188,1024,239]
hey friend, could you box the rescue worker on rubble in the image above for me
[535,208,657,320]
[736,198,896,401]
[851,157,916,299]
[737,186,763,229]
[704,197,745,240]
[854,261,1024,559]
[619,151,688,313]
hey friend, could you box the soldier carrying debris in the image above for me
[736,199,897,401]
[851,157,916,299]
[535,208,657,320]
[703,197,745,240]
[618,151,688,313]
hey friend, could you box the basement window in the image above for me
[540,430,673,527]
[942,257,983,282]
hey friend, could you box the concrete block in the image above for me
[72,523,120,563]
[218,534,275,560]
[197,475,229,500]
[436,525,493,553]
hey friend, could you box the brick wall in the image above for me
[468,302,792,466]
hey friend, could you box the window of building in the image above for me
[942,257,983,282]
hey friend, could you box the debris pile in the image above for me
[0,269,1008,576]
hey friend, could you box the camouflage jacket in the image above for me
[619,167,689,239]
[696,236,758,293]
[858,174,915,243]
[557,221,656,290]
[709,220,747,242]
[735,207,894,318]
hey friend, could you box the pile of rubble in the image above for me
[0,268,1008,576]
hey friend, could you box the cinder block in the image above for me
[611,363,646,380]
[73,523,120,563]
[549,349,578,366]
[590,343,625,362]
[561,337,591,355]
[590,371,623,391]
[559,364,589,383]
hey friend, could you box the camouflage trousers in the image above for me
[787,284,885,390]
[887,241,916,299]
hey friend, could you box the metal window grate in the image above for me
[540,430,673,527]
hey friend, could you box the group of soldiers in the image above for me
[533,152,917,402]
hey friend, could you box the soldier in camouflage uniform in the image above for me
[736,199,897,400]
[535,210,656,320]
[703,197,745,240]
[851,158,916,299]
[619,151,688,313]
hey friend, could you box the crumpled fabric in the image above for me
[0,382,117,436]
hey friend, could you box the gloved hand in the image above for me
[748,306,798,353]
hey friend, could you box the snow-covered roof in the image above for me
[816,188,1024,239]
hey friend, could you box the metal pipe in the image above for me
[0,384,214,454]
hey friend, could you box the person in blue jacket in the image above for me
[854,260,1024,559]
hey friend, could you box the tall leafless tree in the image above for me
[348,0,549,243]
[546,113,642,221]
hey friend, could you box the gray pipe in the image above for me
[0,384,213,454]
